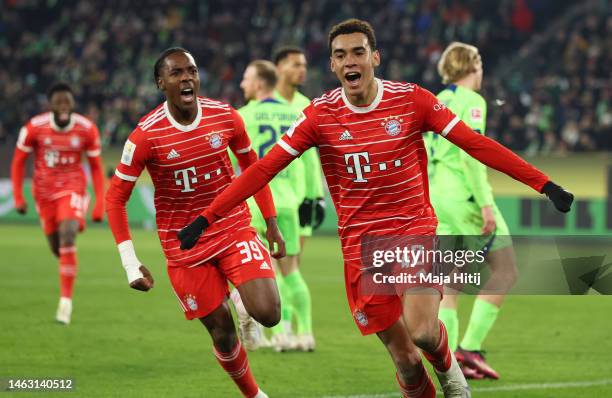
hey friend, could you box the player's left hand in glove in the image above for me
[91,201,104,223]
[299,198,314,227]
[542,181,574,213]
[313,197,326,230]
[178,215,209,250]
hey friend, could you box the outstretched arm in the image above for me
[418,85,573,212]
[178,106,320,250]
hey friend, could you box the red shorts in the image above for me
[36,192,89,235]
[344,233,443,336]
[167,228,275,320]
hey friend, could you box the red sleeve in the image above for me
[415,85,549,193]
[445,121,549,192]
[107,128,151,243]
[202,144,295,223]
[105,175,137,244]
[201,107,318,223]
[277,105,318,157]
[16,123,36,153]
[114,127,150,183]
[228,108,277,219]
[11,148,29,207]
[86,124,105,219]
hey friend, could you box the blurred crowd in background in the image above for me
[1,0,610,153]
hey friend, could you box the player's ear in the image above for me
[330,57,336,73]
[372,49,381,68]
[157,78,165,91]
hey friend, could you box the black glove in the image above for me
[542,181,574,213]
[313,198,326,230]
[178,215,209,250]
[298,199,314,227]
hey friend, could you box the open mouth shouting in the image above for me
[180,87,195,103]
[344,71,362,89]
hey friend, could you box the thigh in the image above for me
[45,232,60,258]
[219,228,276,288]
[167,263,229,320]
[345,258,403,336]
[401,289,441,332]
[57,193,88,233]
[36,200,58,235]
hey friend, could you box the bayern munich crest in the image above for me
[184,294,198,311]
[381,116,404,136]
[209,133,223,149]
[353,309,368,326]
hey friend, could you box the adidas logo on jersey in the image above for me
[339,130,353,141]
[260,261,271,270]
[167,149,180,159]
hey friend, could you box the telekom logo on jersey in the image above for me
[344,151,403,183]
[174,167,197,192]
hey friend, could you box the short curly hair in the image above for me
[328,19,376,54]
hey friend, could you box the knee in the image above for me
[390,345,422,374]
[250,300,281,328]
[407,322,439,351]
[210,328,238,353]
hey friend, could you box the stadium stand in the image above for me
[1,0,609,151]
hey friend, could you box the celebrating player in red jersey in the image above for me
[105,48,282,398]
[11,82,105,325]
[178,20,573,398]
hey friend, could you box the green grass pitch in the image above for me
[1,224,611,397]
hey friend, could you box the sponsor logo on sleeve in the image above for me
[471,107,483,122]
[121,139,136,166]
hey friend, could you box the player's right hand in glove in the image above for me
[542,181,574,213]
[298,198,314,227]
[178,215,209,250]
[313,197,326,230]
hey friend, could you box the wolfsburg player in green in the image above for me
[424,42,518,380]
[238,59,315,352]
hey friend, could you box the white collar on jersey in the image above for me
[163,100,202,132]
[341,77,384,114]
[49,112,75,132]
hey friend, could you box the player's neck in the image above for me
[345,78,378,106]
[255,90,275,102]
[454,76,477,92]
[167,102,198,125]
[276,81,296,103]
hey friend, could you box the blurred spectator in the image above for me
[1,0,607,154]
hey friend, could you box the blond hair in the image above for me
[437,42,481,84]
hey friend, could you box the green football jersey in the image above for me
[238,98,306,210]
[424,84,494,207]
[274,90,324,199]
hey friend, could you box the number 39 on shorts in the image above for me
[236,239,265,264]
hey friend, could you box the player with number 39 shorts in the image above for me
[105,48,282,398]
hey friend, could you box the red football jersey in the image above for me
[277,80,455,267]
[16,112,101,202]
[114,97,254,268]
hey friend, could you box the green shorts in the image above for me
[251,207,301,256]
[431,196,512,253]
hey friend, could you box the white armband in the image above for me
[117,240,144,283]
